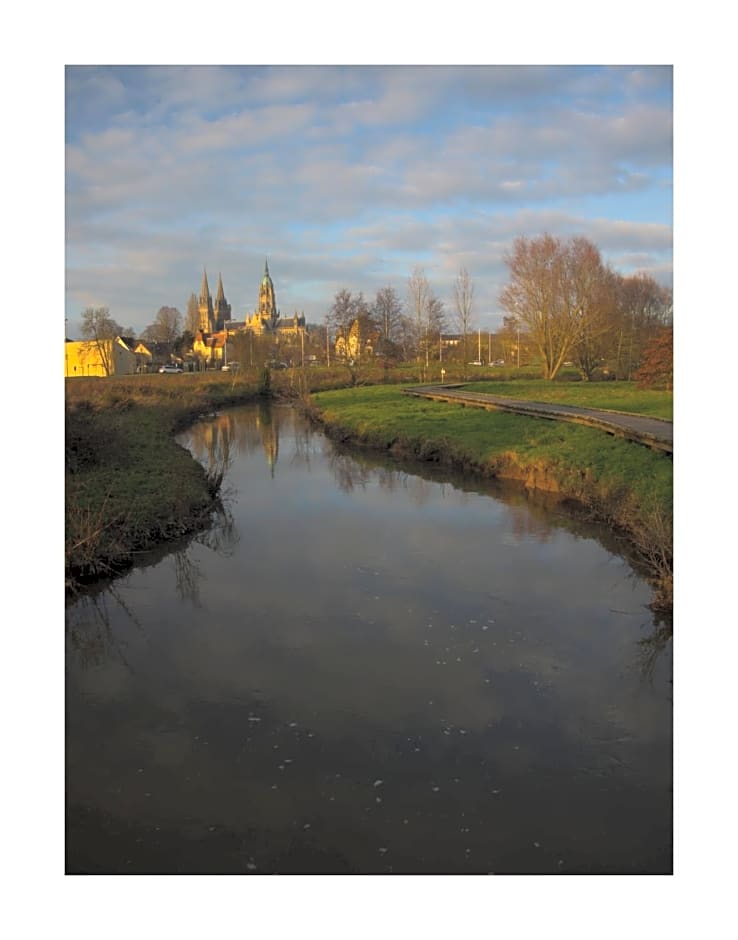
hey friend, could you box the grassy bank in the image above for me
[309,385,673,612]
[65,372,268,591]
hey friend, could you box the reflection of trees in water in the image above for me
[67,505,239,669]
[291,418,316,471]
[327,449,373,492]
[66,584,139,672]
[637,616,673,685]
[168,503,239,606]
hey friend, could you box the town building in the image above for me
[64,336,137,377]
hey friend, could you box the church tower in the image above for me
[214,273,231,331]
[198,268,215,333]
[256,258,278,326]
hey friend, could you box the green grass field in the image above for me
[456,380,673,419]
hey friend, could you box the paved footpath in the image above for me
[403,385,673,454]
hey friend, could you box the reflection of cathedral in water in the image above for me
[185,404,281,477]
[256,403,279,477]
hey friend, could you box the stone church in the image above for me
[193,260,306,364]
[243,259,306,338]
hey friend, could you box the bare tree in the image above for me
[79,306,122,376]
[572,263,619,380]
[407,266,431,374]
[373,285,404,355]
[426,293,447,365]
[499,234,611,380]
[327,289,377,363]
[452,266,475,378]
[185,292,200,334]
[615,273,673,379]
[141,306,183,352]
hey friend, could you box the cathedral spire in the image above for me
[213,272,231,331]
[198,267,214,333]
[200,268,211,304]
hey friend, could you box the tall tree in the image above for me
[327,289,377,362]
[635,325,673,390]
[373,285,404,355]
[407,267,431,370]
[426,294,447,364]
[499,234,611,380]
[326,288,356,338]
[615,273,673,379]
[185,292,200,334]
[79,306,123,376]
[570,254,619,380]
[141,306,183,351]
[452,266,475,378]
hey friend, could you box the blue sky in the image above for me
[65,64,672,336]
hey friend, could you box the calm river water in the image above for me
[66,402,672,874]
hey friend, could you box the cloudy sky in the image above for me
[65,64,672,336]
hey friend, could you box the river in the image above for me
[65,402,672,874]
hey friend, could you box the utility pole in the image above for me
[478,328,481,363]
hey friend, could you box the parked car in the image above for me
[159,364,183,374]
[221,362,240,372]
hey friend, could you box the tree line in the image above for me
[75,233,672,383]
[326,234,671,383]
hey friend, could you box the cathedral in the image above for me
[194,260,306,348]
[243,259,306,337]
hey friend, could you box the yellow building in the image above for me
[64,336,137,377]
[335,318,379,362]
[192,329,227,367]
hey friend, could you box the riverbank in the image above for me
[65,373,268,591]
[307,385,673,613]
[66,370,673,612]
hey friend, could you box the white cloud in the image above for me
[65,65,673,334]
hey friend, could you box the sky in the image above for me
[65,64,673,337]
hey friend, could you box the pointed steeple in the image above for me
[213,272,231,331]
[215,272,225,303]
[257,257,277,325]
[200,267,211,304]
[198,267,214,333]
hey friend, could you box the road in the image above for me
[403,385,673,454]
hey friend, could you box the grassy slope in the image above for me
[65,373,265,587]
[457,379,673,419]
[311,385,673,608]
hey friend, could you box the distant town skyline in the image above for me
[65,65,672,336]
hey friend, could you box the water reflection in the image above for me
[66,403,671,874]
[187,402,282,479]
